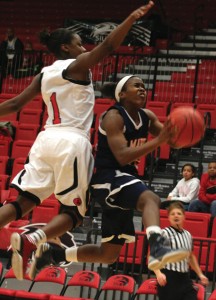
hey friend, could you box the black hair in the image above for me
[181,163,196,176]
[39,28,75,57]
[100,82,116,99]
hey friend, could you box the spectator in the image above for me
[188,161,216,217]
[14,41,42,78]
[154,201,209,300]
[0,27,24,78]
[161,163,200,210]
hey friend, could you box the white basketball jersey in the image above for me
[41,59,94,133]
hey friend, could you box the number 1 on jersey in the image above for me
[50,93,61,124]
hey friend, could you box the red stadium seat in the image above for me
[118,231,146,265]
[145,101,170,117]
[0,267,33,291]
[62,270,101,299]
[196,104,216,129]
[211,217,216,238]
[0,156,9,175]
[193,238,216,273]
[132,278,158,298]
[95,274,135,300]
[14,123,39,141]
[0,139,11,156]
[29,266,67,295]
[209,290,216,300]
[11,140,33,159]
[19,108,42,125]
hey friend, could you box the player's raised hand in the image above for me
[130,1,154,20]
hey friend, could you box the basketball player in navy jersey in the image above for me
[29,75,190,279]
[0,2,156,280]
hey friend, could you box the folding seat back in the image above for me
[0,156,9,175]
[63,270,101,299]
[29,266,67,295]
[193,282,205,300]
[132,278,157,299]
[11,140,33,159]
[196,104,216,129]
[15,124,39,141]
[145,101,169,117]
[0,139,11,156]
[10,157,26,182]
[211,217,216,238]
[118,231,146,265]
[25,96,43,110]
[95,274,135,300]
[0,174,9,193]
[159,209,170,229]
[193,238,216,273]
[0,112,17,122]
[208,290,216,300]
[0,267,33,291]
[18,108,42,125]
[31,204,59,223]
[184,212,210,237]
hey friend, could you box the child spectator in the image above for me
[161,163,200,210]
[188,161,216,217]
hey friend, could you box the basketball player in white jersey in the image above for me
[0,1,155,280]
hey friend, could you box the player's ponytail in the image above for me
[39,28,74,58]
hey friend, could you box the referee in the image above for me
[154,202,209,300]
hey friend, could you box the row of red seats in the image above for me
[0,261,213,300]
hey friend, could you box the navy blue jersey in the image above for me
[95,104,150,175]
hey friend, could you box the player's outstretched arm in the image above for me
[70,1,154,72]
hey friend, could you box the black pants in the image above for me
[157,269,197,300]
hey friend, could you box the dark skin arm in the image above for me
[66,1,154,81]
[0,74,41,116]
[102,108,174,166]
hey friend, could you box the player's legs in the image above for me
[29,241,123,280]
[0,195,36,228]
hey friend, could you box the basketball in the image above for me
[167,107,205,149]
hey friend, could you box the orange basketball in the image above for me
[167,107,205,149]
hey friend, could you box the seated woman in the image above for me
[161,163,200,211]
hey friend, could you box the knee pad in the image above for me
[9,201,22,220]
[59,205,83,229]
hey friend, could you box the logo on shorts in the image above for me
[73,198,82,206]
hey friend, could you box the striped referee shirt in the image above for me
[162,226,193,273]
